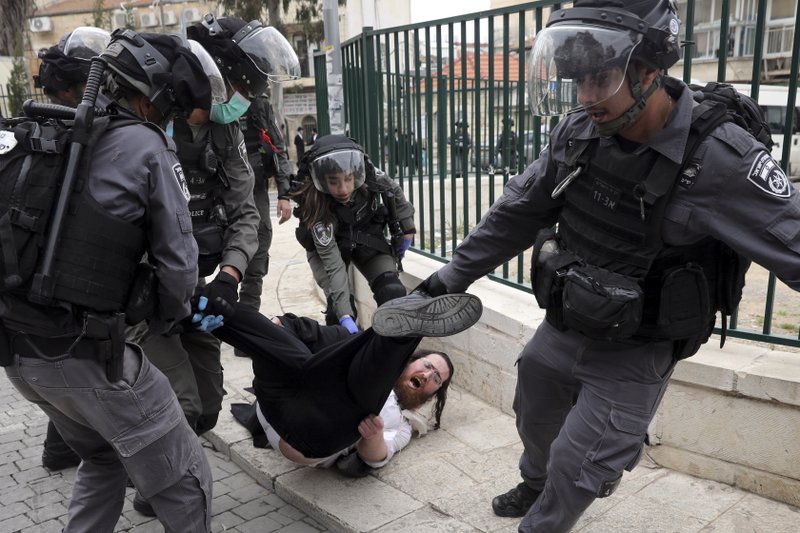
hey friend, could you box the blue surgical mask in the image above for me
[210,91,251,124]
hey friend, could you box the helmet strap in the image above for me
[596,69,662,136]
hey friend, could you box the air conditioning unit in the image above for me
[162,11,177,26]
[140,12,160,28]
[112,10,133,30]
[183,8,202,23]
[29,16,53,33]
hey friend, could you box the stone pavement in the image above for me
[2,193,800,532]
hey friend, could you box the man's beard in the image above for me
[393,378,430,410]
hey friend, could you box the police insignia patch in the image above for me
[313,222,334,246]
[747,152,791,198]
[173,163,191,202]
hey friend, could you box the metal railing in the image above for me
[320,0,800,348]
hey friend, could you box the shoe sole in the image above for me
[372,294,482,337]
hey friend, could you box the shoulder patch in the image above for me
[747,152,792,198]
[312,221,335,246]
[173,163,191,202]
[0,130,18,154]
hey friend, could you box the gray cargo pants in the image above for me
[239,162,273,312]
[5,343,212,532]
[514,320,676,533]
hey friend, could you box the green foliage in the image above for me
[7,35,29,117]
[86,0,112,29]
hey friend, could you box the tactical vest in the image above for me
[547,108,749,344]
[331,189,392,261]
[30,116,145,312]
[52,176,145,311]
[172,119,228,276]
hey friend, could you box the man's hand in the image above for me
[276,198,292,224]
[201,271,238,318]
[357,414,384,440]
[356,414,388,463]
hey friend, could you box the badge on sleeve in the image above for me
[747,152,791,198]
[312,222,334,246]
[172,163,191,202]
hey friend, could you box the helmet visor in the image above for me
[187,39,226,105]
[309,150,366,196]
[528,25,641,116]
[238,26,301,84]
[63,27,111,58]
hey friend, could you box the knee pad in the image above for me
[370,272,406,305]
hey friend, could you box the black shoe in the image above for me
[371,293,482,337]
[491,483,541,518]
[133,492,156,517]
[41,447,82,471]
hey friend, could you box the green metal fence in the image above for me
[322,0,800,348]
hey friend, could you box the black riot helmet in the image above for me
[187,15,299,98]
[528,0,681,120]
[34,27,111,98]
[101,29,212,117]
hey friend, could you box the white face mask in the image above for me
[209,90,251,124]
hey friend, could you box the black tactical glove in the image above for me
[412,272,449,297]
[200,271,239,319]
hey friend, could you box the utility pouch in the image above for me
[562,265,643,340]
[124,261,158,326]
[656,264,710,338]
[531,228,579,310]
[193,222,225,277]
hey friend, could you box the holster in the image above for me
[124,262,158,326]
[83,312,126,382]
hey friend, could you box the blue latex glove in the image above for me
[395,236,413,259]
[339,315,359,334]
[191,296,225,332]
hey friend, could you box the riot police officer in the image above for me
[293,135,416,331]
[237,29,299,320]
[137,15,272,461]
[376,1,800,531]
[32,26,111,472]
[1,30,213,531]
[34,26,111,107]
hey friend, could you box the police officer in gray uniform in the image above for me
[238,32,298,313]
[33,26,112,472]
[375,1,800,531]
[139,15,271,448]
[1,29,213,531]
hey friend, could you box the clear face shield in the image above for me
[528,25,641,116]
[238,26,301,84]
[309,150,367,200]
[62,26,111,58]
[187,39,226,105]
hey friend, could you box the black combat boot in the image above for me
[491,482,542,517]
[41,421,81,471]
[371,293,482,337]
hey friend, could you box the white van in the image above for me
[731,84,800,179]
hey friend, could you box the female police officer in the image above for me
[293,135,416,332]
[376,0,800,531]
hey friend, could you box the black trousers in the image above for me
[214,306,421,458]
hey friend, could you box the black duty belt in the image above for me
[12,333,115,362]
